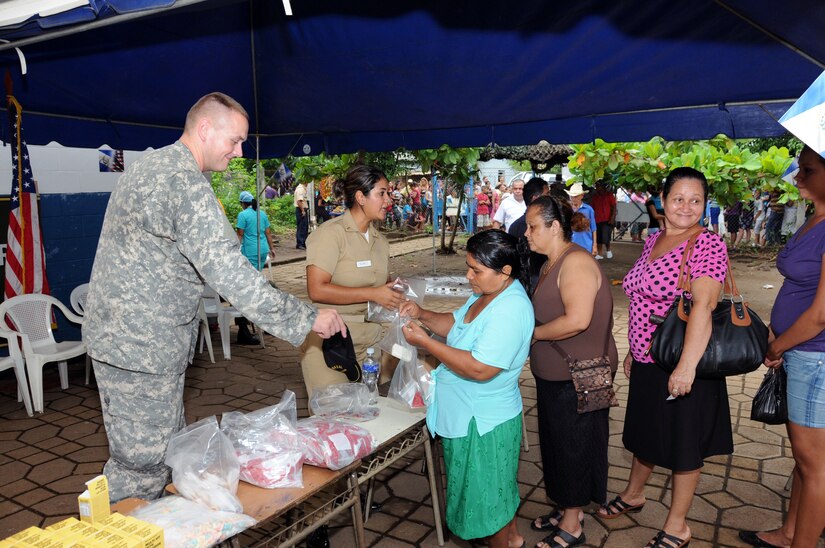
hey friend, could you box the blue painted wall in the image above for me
[41,192,110,341]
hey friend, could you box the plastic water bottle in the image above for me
[362,347,380,405]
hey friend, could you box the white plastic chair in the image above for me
[196,299,215,363]
[0,294,85,413]
[0,328,34,416]
[69,283,93,384]
[200,285,263,360]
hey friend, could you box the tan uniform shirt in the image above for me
[305,209,389,315]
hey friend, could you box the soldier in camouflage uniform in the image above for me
[83,92,346,502]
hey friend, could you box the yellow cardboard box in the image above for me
[78,476,111,524]
[116,518,162,548]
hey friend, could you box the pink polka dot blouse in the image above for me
[623,230,728,363]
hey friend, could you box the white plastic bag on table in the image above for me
[367,277,427,323]
[378,315,415,361]
[130,495,255,548]
[296,417,377,470]
[220,390,303,489]
[309,383,378,421]
[165,416,242,513]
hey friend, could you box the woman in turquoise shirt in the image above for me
[401,230,534,548]
[236,190,275,270]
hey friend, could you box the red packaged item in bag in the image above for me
[221,391,304,488]
[297,418,377,470]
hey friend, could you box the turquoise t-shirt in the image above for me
[236,207,271,270]
[426,280,534,438]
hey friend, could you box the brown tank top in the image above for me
[530,246,619,381]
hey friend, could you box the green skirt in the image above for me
[441,414,522,540]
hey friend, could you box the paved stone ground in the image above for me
[0,237,819,547]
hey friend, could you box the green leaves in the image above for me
[568,136,797,207]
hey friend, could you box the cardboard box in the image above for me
[78,476,111,524]
[116,518,162,548]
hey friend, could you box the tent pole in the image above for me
[432,172,437,275]
[714,0,825,69]
[255,134,262,271]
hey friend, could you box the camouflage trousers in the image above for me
[92,360,186,502]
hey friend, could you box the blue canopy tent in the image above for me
[0,0,824,157]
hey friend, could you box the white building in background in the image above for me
[476,159,518,187]
[476,159,573,187]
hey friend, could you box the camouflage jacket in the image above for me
[83,141,317,374]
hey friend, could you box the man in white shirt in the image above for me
[492,179,526,231]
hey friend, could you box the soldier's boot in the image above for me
[236,320,260,345]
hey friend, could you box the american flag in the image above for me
[4,96,50,300]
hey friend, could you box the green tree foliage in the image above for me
[568,136,797,206]
[211,159,295,232]
[289,151,417,185]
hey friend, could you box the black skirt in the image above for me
[535,377,609,507]
[622,360,733,471]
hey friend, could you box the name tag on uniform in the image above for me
[356,260,372,268]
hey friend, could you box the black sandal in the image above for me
[645,530,690,548]
[597,494,645,519]
[536,528,585,548]
[531,509,584,532]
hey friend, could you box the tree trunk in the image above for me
[447,189,465,253]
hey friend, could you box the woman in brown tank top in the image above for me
[524,196,618,548]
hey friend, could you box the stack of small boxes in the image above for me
[0,476,163,547]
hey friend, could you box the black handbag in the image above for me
[750,367,788,425]
[649,230,769,379]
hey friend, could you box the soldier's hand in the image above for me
[312,309,347,339]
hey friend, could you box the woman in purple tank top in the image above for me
[740,145,825,548]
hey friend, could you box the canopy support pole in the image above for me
[255,134,262,272]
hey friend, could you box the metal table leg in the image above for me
[349,471,367,548]
[423,425,445,546]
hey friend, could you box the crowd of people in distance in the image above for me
[618,185,804,249]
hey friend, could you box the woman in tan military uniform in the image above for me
[301,165,403,398]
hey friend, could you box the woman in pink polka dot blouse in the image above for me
[597,167,730,548]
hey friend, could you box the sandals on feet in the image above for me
[597,495,645,519]
[645,530,690,548]
[738,530,784,548]
[531,509,563,531]
[531,509,584,532]
[536,528,585,548]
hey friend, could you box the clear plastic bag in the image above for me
[130,495,255,548]
[367,277,427,323]
[309,382,379,421]
[220,390,303,489]
[296,417,377,470]
[388,347,433,409]
[165,416,242,513]
[378,315,415,361]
